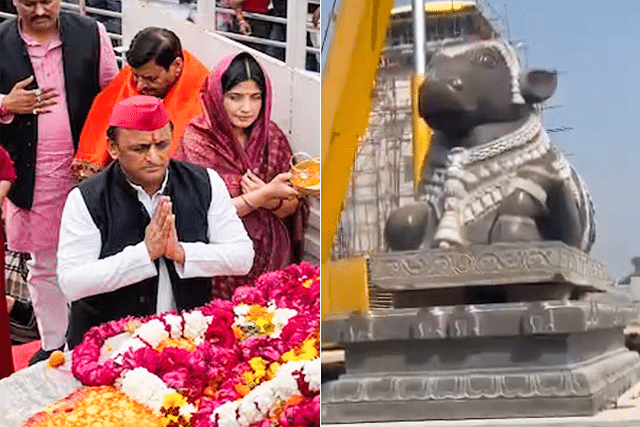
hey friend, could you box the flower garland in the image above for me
[69,262,320,427]
[210,359,320,427]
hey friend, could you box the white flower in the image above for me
[302,358,321,392]
[209,359,319,427]
[271,364,301,401]
[234,304,250,317]
[212,400,241,427]
[180,402,197,418]
[265,359,301,392]
[270,308,298,337]
[238,393,263,426]
[163,314,183,339]
[247,383,277,415]
[102,334,146,363]
[183,310,213,341]
[119,367,175,414]
[134,319,169,347]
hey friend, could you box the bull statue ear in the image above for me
[519,69,558,103]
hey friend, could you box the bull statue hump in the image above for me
[385,39,595,253]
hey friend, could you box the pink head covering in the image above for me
[109,95,171,130]
[185,53,276,188]
[177,53,297,289]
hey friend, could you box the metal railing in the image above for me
[1,0,318,71]
[196,0,319,72]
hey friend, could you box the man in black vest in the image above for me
[0,0,118,364]
[57,96,254,348]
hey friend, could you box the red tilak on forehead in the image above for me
[109,95,170,131]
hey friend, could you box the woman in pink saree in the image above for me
[177,52,304,299]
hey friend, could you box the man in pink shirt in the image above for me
[0,0,118,364]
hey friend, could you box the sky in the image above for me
[321,0,640,279]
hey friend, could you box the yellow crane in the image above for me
[321,0,485,319]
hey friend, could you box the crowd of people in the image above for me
[0,0,309,378]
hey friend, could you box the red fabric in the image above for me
[0,146,16,182]
[12,340,41,372]
[0,226,15,379]
[109,95,171,130]
[0,147,16,182]
[1,146,17,378]
[176,54,293,299]
[242,0,269,13]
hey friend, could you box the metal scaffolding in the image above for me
[333,70,416,259]
[332,0,515,260]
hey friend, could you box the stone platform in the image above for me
[322,300,640,422]
[322,349,640,427]
[322,243,640,423]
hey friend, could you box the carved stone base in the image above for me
[322,345,640,422]
[367,243,610,309]
[322,299,640,422]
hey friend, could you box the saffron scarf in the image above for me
[177,54,300,299]
[72,50,209,178]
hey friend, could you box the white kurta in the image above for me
[57,167,254,313]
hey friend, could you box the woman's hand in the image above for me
[260,172,300,203]
[233,173,301,217]
[241,169,266,194]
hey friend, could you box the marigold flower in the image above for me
[47,350,66,368]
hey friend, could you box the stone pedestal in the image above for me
[322,243,640,423]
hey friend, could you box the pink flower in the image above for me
[232,285,266,306]
[121,346,163,374]
[69,263,320,426]
[204,323,236,348]
[239,335,282,361]
[162,365,189,385]
[71,355,123,385]
[200,299,233,319]
[279,394,320,427]
[249,420,272,427]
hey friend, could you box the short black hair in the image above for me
[126,27,183,70]
[107,122,175,144]
[221,52,266,96]
[106,125,118,143]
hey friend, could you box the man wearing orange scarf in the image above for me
[72,27,209,179]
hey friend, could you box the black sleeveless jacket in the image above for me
[0,12,101,208]
[68,160,213,348]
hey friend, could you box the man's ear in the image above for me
[172,57,184,79]
[107,138,119,161]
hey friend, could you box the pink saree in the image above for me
[177,54,300,299]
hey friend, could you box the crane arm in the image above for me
[321,0,396,264]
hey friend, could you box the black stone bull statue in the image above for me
[385,39,595,252]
